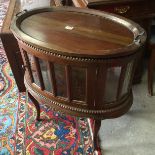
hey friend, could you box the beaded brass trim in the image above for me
[21,40,136,62]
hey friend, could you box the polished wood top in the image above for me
[21,11,133,50]
[11,7,146,58]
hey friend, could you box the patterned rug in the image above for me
[0,0,20,154]
[16,96,95,155]
[0,1,97,155]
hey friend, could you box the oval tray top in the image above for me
[11,7,146,58]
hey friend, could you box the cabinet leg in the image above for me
[148,48,155,96]
[94,119,101,152]
[28,93,41,121]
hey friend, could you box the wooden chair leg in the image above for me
[28,92,41,121]
[148,49,155,96]
[94,119,101,152]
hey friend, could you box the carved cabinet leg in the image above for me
[94,119,101,152]
[28,92,41,121]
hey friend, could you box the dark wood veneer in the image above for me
[11,7,146,153]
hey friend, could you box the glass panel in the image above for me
[104,67,121,103]
[54,64,67,97]
[38,59,53,92]
[20,0,51,11]
[121,61,133,96]
[27,54,40,87]
[71,67,86,101]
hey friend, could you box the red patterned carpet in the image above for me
[0,0,20,154]
[16,96,95,155]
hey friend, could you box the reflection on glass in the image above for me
[104,67,121,103]
[27,54,40,87]
[54,64,67,97]
[20,0,51,11]
[38,59,53,92]
[71,67,86,101]
[121,61,133,96]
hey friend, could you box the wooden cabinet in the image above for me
[11,7,146,153]
[70,0,155,19]
[0,0,25,91]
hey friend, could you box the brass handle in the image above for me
[114,6,130,14]
[16,10,27,17]
[22,65,27,71]
[134,31,145,45]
